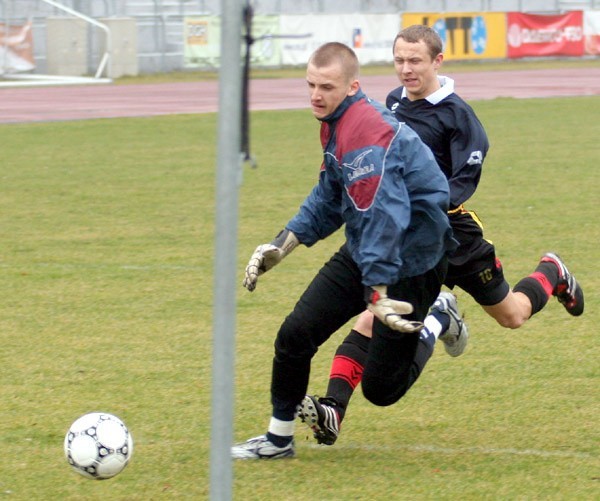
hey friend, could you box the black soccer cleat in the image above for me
[541,252,584,316]
[297,395,340,446]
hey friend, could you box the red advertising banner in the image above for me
[507,11,584,58]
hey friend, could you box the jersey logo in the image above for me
[343,149,375,182]
[342,148,381,210]
[467,150,483,165]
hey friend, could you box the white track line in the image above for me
[305,442,593,459]
[0,262,201,271]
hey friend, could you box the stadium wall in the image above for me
[1,6,599,76]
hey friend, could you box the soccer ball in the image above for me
[64,412,133,480]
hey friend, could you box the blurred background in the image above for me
[1,0,598,79]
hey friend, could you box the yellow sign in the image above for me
[186,19,210,45]
[402,13,507,60]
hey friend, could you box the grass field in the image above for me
[0,91,598,499]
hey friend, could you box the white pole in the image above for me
[38,0,112,78]
[210,0,243,499]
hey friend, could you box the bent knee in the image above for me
[275,317,318,358]
[493,313,527,329]
[362,379,408,407]
[482,293,531,329]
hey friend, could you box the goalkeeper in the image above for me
[231,41,457,460]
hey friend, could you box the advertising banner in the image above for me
[247,16,282,67]
[0,21,35,74]
[584,10,600,55]
[280,14,400,66]
[184,17,220,68]
[402,13,506,60]
[184,16,281,68]
[507,11,584,58]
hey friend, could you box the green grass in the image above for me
[0,95,598,499]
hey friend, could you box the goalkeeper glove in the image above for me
[365,285,424,333]
[243,229,299,292]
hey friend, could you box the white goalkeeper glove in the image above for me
[365,285,424,333]
[243,229,299,292]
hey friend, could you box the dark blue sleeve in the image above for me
[286,164,344,246]
[448,105,489,207]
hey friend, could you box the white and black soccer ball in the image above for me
[64,412,133,480]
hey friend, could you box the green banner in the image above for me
[184,16,281,69]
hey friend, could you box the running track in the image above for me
[1,67,599,124]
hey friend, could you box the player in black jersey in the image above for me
[297,24,584,446]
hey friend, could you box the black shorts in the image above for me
[444,207,510,306]
[271,243,447,413]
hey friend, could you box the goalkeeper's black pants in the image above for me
[270,243,447,420]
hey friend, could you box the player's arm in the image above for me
[286,165,344,245]
[339,125,422,333]
[243,165,343,292]
[447,107,489,207]
[351,124,447,333]
[242,228,300,292]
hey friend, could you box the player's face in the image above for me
[306,61,359,120]
[393,38,443,101]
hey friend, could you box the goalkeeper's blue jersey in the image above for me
[286,89,456,287]
[386,77,489,210]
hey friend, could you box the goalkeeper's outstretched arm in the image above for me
[242,229,300,292]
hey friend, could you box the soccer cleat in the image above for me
[297,395,340,446]
[431,292,469,357]
[541,252,584,316]
[230,435,295,460]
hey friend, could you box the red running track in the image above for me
[1,67,598,124]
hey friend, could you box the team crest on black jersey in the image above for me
[467,150,484,165]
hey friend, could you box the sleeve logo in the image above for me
[344,149,375,181]
[467,150,483,165]
[343,148,382,211]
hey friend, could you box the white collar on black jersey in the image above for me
[401,76,455,104]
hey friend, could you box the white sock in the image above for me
[424,314,443,339]
[268,416,295,438]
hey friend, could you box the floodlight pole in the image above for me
[210,0,243,500]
